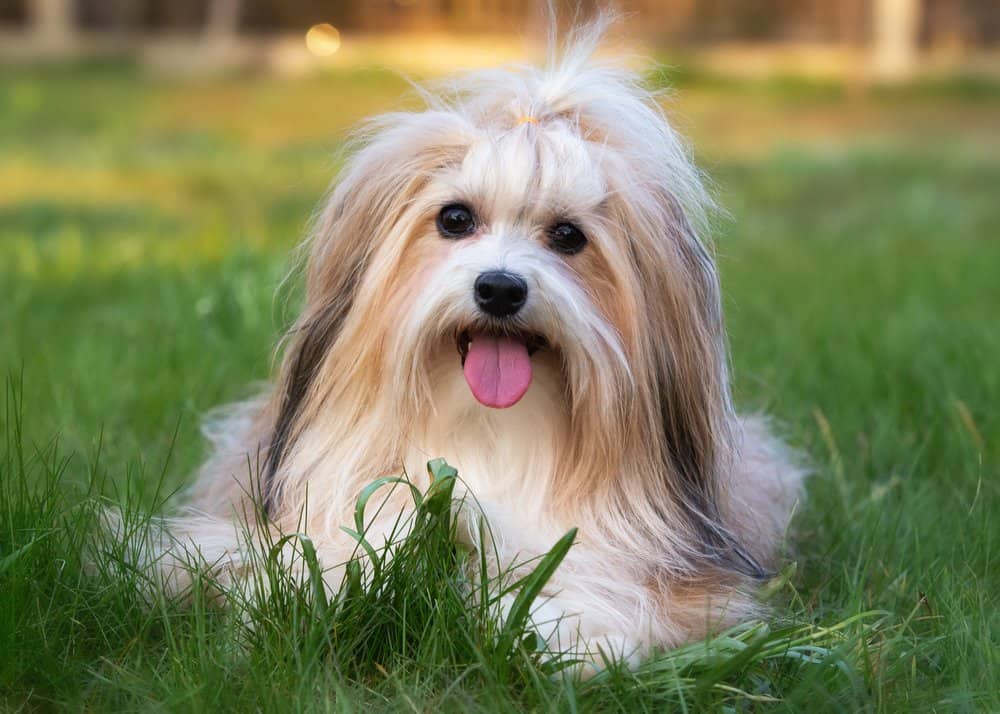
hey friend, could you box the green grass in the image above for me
[2,63,998,711]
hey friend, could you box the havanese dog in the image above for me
[153,21,803,667]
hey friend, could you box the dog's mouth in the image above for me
[456,329,548,409]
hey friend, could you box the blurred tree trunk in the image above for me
[204,0,241,52]
[29,0,76,54]
[838,0,867,94]
[872,0,921,81]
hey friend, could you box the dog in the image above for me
[158,21,803,667]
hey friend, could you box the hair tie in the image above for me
[517,115,539,125]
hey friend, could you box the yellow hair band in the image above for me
[517,115,539,125]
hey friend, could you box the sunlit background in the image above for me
[2,0,999,77]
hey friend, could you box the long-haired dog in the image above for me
[158,23,803,666]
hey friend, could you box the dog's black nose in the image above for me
[474,271,528,318]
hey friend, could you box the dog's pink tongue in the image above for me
[463,335,532,409]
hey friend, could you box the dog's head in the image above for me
[264,27,760,577]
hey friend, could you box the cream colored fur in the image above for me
[153,20,804,667]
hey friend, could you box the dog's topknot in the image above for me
[415,15,713,232]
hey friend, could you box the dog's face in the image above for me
[329,106,725,446]
[369,121,635,415]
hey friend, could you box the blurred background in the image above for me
[2,0,1000,79]
[1,1,998,483]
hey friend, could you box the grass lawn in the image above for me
[1,61,998,711]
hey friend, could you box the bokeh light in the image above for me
[305,23,341,57]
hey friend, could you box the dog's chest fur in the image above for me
[405,354,570,546]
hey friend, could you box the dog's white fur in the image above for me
[159,22,803,665]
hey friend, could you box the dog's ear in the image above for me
[261,115,471,513]
[260,166,375,513]
[650,193,768,580]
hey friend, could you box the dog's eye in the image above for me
[548,222,587,255]
[437,204,476,238]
